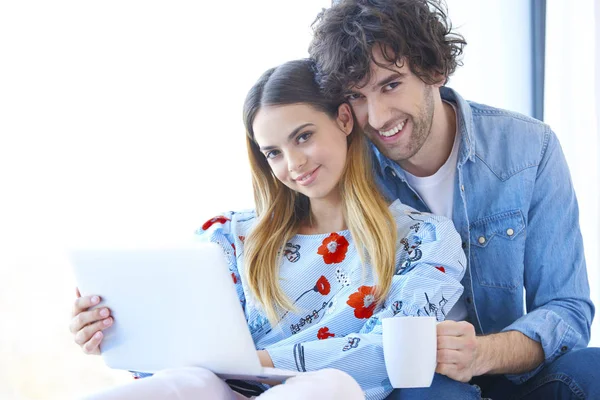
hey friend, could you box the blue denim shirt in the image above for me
[372,87,595,384]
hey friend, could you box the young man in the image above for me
[310,0,598,399]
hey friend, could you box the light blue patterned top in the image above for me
[194,200,466,399]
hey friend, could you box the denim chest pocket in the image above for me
[470,210,526,289]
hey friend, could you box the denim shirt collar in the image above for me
[440,86,476,166]
[372,86,476,178]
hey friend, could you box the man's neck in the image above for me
[399,99,457,177]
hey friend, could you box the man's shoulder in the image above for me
[468,100,549,131]
[442,87,553,156]
[463,101,555,178]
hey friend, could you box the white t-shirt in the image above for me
[404,101,468,321]
[404,102,459,219]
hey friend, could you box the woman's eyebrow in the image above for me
[259,123,315,151]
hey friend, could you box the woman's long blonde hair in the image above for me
[242,59,397,324]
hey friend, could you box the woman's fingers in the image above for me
[70,306,111,334]
[82,330,104,355]
[70,290,112,355]
[75,316,113,347]
[72,294,100,318]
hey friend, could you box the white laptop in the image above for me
[70,242,297,383]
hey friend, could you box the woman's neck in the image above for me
[299,194,346,235]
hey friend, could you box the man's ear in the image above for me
[431,72,447,88]
[336,103,354,136]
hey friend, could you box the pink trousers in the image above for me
[83,367,365,400]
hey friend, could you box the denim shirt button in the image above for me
[506,228,514,236]
[460,185,465,191]
[387,168,397,178]
[462,241,467,249]
[561,346,568,352]
[478,236,486,244]
[466,297,472,304]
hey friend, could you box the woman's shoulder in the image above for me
[194,209,258,237]
[387,200,455,238]
[388,199,429,220]
[388,200,450,223]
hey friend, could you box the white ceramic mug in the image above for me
[382,316,437,388]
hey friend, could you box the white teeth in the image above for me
[379,120,406,137]
[298,172,313,182]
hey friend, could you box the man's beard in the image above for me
[370,85,435,163]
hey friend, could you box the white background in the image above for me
[0,1,597,398]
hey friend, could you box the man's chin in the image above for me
[378,145,414,163]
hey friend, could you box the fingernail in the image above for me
[100,308,109,317]
[94,331,103,339]
[103,317,112,326]
[92,296,99,304]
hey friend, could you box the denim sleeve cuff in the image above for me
[264,344,304,372]
[501,309,582,384]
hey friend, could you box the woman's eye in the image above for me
[265,150,280,159]
[383,82,400,91]
[297,132,312,143]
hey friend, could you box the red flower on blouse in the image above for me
[201,216,230,231]
[317,327,335,340]
[315,275,331,295]
[317,233,349,264]
[435,266,446,273]
[347,285,377,319]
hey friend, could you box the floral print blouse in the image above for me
[195,200,466,400]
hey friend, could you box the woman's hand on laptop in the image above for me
[69,288,113,355]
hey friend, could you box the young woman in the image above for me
[70,59,466,400]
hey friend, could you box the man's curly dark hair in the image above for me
[309,0,466,98]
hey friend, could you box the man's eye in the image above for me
[345,93,363,101]
[384,82,400,91]
[265,150,280,159]
[297,132,312,143]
